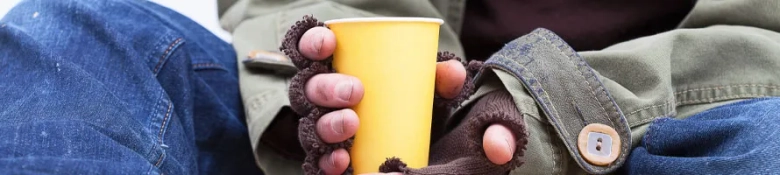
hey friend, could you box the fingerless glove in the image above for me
[282,16,528,175]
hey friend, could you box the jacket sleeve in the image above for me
[477,0,780,174]
[220,1,466,174]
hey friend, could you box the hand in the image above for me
[299,27,518,175]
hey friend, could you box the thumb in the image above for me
[435,60,467,99]
[299,27,336,60]
[483,124,517,165]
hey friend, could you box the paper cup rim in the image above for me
[324,17,444,25]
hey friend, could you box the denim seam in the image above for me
[154,101,172,168]
[192,63,228,70]
[643,118,667,154]
[157,102,173,149]
[145,99,172,174]
[154,150,166,167]
[153,38,183,74]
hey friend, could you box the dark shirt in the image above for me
[460,0,696,60]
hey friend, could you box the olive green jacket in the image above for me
[220,0,780,174]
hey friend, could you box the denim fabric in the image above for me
[625,98,780,175]
[0,0,261,174]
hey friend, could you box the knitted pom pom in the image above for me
[379,157,409,173]
[280,15,326,69]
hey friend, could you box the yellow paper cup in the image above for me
[325,17,444,174]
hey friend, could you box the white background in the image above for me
[0,0,231,42]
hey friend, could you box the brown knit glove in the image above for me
[281,15,527,175]
[379,90,528,175]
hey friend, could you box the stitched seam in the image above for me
[538,33,612,126]
[501,56,565,134]
[644,118,666,154]
[548,124,559,175]
[537,32,622,173]
[157,102,172,143]
[677,94,771,104]
[674,84,780,95]
[625,85,780,125]
[538,30,628,173]
[675,85,780,104]
[527,32,589,171]
[153,38,183,74]
[497,55,576,139]
[192,63,227,70]
[485,56,568,173]
[154,152,165,167]
[626,102,671,116]
[485,56,566,133]
[153,102,172,168]
[484,58,568,173]
[492,38,572,139]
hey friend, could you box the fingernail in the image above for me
[330,111,344,134]
[310,32,323,54]
[327,153,336,168]
[335,79,353,101]
[504,137,514,155]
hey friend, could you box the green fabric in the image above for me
[217,0,238,17]
[222,0,780,174]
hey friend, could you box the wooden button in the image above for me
[577,123,620,166]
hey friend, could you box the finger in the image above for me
[317,109,360,143]
[435,60,467,99]
[319,148,351,175]
[299,27,336,60]
[483,124,517,165]
[305,73,364,108]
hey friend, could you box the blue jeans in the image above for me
[625,98,780,174]
[0,0,261,174]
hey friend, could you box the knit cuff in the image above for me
[380,90,528,175]
[433,52,483,109]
